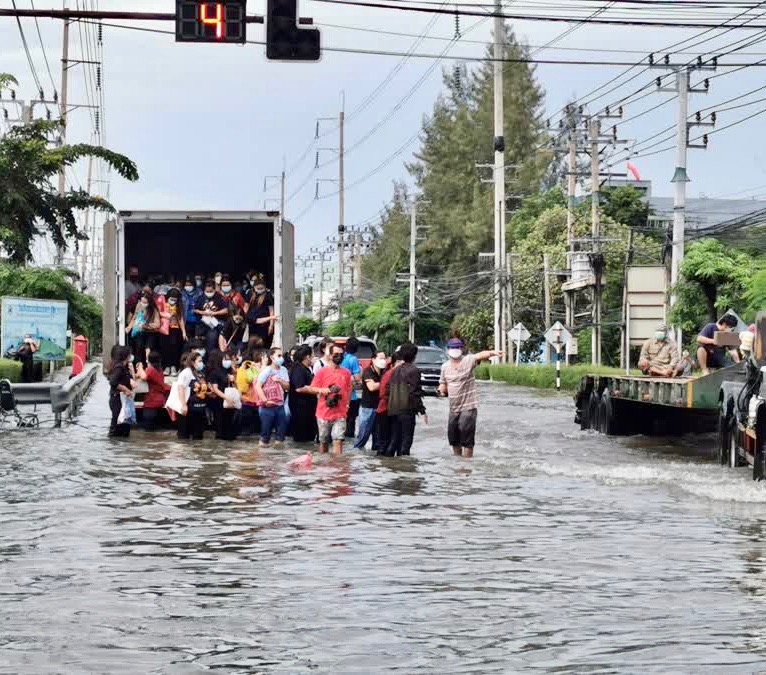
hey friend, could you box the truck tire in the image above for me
[754,410,766,481]
[728,424,744,469]
[717,407,731,466]
[599,389,620,436]
[588,391,600,432]
[577,390,592,430]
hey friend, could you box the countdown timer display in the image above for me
[175,1,247,43]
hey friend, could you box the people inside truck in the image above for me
[182,277,202,338]
[176,351,210,441]
[220,274,246,311]
[194,274,204,289]
[126,290,161,368]
[108,345,135,438]
[194,280,229,354]
[213,272,224,291]
[245,274,277,349]
[136,351,170,431]
[219,306,247,355]
[153,276,171,297]
[161,288,187,375]
[637,324,680,377]
[125,264,141,302]
[697,314,740,375]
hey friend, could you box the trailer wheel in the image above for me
[578,389,592,430]
[754,410,766,481]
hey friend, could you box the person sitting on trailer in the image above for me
[638,324,680,378]
[697,314,740,375]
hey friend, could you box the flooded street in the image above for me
[3,379,766,673]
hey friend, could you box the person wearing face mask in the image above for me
[194,280,229,354]
[312,337,334,375]
[311,342,353,454]
[125,289,161,368]
[125,264,140,301]
[289,345,318,443]
[354,351,388,451]
[697,314,741,375]
[161,288,187,375]
[219,274,246,311]
[214,272,224,291]
[182,277,203,338]
[438,337,503,459]
[207,349,237,441]
[108,345,135,438]
[255,349,290,447]
[638,324,680,378]
[245,274,278,349]
[176,351,210,440]
[219,306,247,354]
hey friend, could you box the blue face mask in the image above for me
[275,356,284,367]
[195,279,203,288]
[195,361,204,372]
[222,359,232,369]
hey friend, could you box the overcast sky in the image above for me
[2,0,766,263]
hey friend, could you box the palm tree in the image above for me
[0,72,139,264]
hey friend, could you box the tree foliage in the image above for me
[295,316,321,339]
[0,116,138,263]
[0,263,102,345]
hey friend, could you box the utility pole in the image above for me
[543,253,552,362]
[338,95,345,317]
[79,155,94,291]
[56,2,70,266]
[651,54,716,347]
[409,200,417,342]
[492,0,506,360]
[353,230,362,297]
[589,118,601,366]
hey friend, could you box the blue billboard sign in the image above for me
[1,296,69,362]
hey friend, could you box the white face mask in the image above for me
[448,349,463,360]
[374,359,387,370]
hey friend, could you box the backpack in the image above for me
[387,371,412,415]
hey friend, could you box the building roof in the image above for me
[648,196,766,231]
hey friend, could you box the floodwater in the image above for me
[3,379,766,673]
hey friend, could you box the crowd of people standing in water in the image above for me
[110,266,501,456]
[109,338,501,458]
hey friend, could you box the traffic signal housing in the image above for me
[266,0,321,61]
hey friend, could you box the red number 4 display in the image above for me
[175,1,246,43]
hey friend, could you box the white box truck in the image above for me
[102,210,295,360]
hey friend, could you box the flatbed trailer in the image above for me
[575,313,766,480]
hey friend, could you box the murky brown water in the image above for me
[3,378,766,672]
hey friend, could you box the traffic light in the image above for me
[266,0,321,61]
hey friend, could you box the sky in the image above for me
[3,0,766,268]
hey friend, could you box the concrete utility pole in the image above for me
[337,95,346,317]
[56,3,70,266]
[79,155,94,291]
[589,118,601,366]
[310,247,329,328]
[543,253,552,362]
[492,0,506,361]
[651,54,716,347]
[409,200,418,342]
[353,230,362,297]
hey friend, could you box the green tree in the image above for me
[0,263,102,346]
[0,113,138,263]
[452,307,493,352]
[669,239,756,334]
[601,185,651,232]
[295,316,321,338]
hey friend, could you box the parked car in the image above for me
[414,346,447,395]
[302,335,378,370]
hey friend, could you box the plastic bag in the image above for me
[117,393,136,425]
[288,452,314,471]
[223,387,242,410]
[165,382,184,414]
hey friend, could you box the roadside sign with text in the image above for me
[508,322,531,344]
[544,321,572,352]
[1,296,68,362]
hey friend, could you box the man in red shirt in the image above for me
[311,342,353,454]
[137,351,170,430]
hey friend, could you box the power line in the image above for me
[28,0,57,95]
[10,0,44,94]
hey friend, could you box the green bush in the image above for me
[0,358,22,383]
[476,362,636,391]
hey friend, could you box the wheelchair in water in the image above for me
[0,379,39,430]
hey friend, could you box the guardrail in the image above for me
[11,362,100,426]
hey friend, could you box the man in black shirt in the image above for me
[383,342,425,457]
[354,351,388,450]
